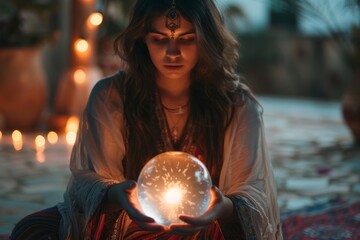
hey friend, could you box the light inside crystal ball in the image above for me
[137,151,212,226]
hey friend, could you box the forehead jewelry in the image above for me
[166,0,180,39]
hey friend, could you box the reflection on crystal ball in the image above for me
[137,151,212,226]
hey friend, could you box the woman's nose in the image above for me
[166,41,180,58]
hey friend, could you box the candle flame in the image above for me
[35,135,46,162]
[74,69,86,84]
[65,116,79,146]
[12,130,23,151]
[47,131,58,144]
[164,187,183,205]
[0,131,2,140]
[35,135,46,149]
[12,130,22,142]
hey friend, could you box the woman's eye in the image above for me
[152,37,169,44]
[178,37,195,43]
[148,35,196,45]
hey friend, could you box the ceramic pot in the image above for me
[0,47,47,131]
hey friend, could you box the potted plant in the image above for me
[0,0,60,131]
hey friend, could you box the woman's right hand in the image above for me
[107,180,166,232]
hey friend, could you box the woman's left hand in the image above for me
[169,186,233,235]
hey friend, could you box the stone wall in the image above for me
[238,31,353,99]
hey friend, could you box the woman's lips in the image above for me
[164,65,183,70]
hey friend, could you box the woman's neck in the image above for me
[156,76,191,106]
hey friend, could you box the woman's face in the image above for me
[145,14,199,81]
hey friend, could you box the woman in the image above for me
[11,0,282,239]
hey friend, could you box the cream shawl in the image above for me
[57,73,282,239]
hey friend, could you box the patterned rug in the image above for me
[281,200,360,240]
[1,201,359,240]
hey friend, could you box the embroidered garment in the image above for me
[11,206,61,239]
[57,72,282,239]
[87,208,224,240]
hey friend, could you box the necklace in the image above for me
[162,102,188,142]
[161,102,189,115]
[169,114,184,143]
[160,98,189,142]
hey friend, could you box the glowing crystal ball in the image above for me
[137,151,212,226]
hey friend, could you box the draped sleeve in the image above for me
[57,73,127,239]
[219,95,282,239]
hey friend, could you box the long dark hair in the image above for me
[114,0,251,185]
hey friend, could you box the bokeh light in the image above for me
[89,12,103,26]
[12,130,22,142]
[12,130,23,151]
[35,135,46,151]
[47,131,58,144]
[66,131,77,145]
[73,69,86,84]
[75,39,89,53]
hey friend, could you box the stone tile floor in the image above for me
[0,96,359,235]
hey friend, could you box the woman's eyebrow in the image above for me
[148,29,196,36]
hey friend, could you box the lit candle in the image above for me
[12,130,23,151]
[65,116,79,145]
[73,69,86,84]
[47,131,58,144]
[12,130,22,142]
[35,135,46,152]
[35,135,46,163]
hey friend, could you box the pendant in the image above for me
[171,126,179,142]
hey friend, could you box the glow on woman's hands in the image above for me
[115,180,166,232]
[169,186,228,235]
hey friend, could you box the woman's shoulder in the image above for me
[91,71,126,96]
[87,71,126,109]
[232,90,263,122]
